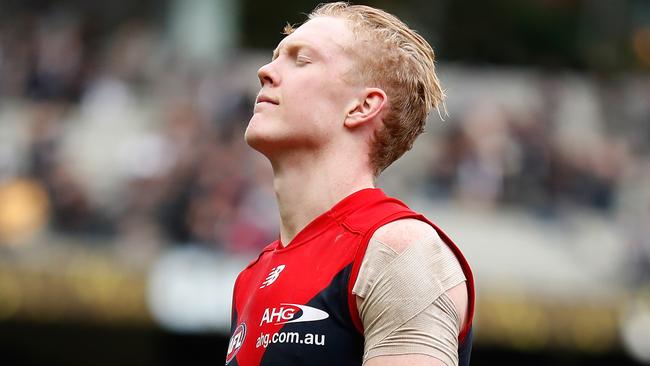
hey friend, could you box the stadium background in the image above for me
[0,0,649,364]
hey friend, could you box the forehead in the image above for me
[276,16,355,59]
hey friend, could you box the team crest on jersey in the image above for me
[226,322,246,364]
[259,264,286,288]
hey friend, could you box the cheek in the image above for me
[281,88,320,124]
[287,80,346,119]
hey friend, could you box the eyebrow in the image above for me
[272,41,323,61]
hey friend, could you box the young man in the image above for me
[226,3,475,365]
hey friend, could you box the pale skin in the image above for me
[246,16,468,366]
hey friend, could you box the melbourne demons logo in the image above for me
[226,323,246,364]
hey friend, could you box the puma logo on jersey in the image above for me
[260,304,329,326]
[260,264,286,288]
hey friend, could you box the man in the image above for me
[226,2,475,365]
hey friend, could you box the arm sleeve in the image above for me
[352,233,466,366]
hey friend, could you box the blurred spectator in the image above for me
[426,90,631,218]
[26,10,85,102]
[0,178,49,245]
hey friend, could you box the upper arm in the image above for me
[355,218,469,366]
[369,219,469,330]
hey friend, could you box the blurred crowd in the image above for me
[428,86,630,214]
[0,10,278,258]
[0,9,649,278]
[421,73,650,284]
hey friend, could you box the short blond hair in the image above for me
[285,2,445,176]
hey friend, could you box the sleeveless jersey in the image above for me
[226,188,475,366]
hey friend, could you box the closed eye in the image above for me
[271,42,320,63]
[296,55,312,65]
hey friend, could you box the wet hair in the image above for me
[285,2,445,175]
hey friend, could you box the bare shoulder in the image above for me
[369,217,470,331]
[371,218,437,254]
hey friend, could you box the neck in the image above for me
[270,150,375,246]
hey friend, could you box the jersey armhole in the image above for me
[346,213,476,344]
[346,211,419,334]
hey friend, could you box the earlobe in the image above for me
[344,88,387,129]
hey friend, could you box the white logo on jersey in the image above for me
[260,304,329,326]
[225,322,246,364]
[259,264,286,289]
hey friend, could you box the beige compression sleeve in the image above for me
[352,233,466,366]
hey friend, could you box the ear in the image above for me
[344,88,387,129]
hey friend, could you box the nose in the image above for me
[257,61,278,87]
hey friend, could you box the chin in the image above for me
[245,116,317,156]
[245,118,279,154]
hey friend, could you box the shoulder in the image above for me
[371,218,438,254]
[365,217,470,330]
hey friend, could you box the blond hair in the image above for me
[285,2,445,176]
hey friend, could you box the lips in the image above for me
[256,94,279,105]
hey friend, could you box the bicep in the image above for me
[446,281,469,332]
[354,219,469,366]
[356,287,465,366]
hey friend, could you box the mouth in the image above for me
[256,94,279,105]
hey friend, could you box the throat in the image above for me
[273,170,374,247]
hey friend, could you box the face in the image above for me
[245,16,360,158]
